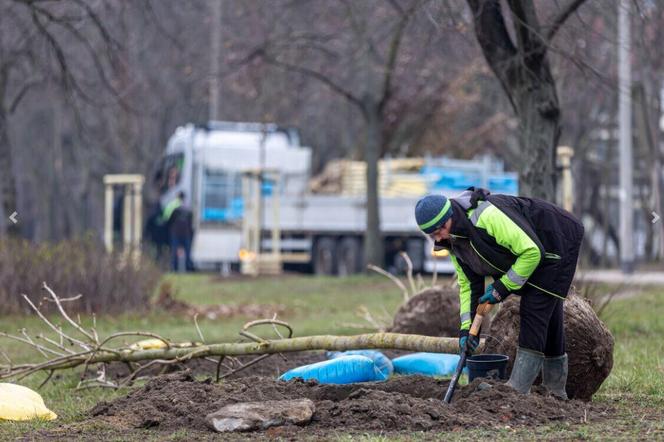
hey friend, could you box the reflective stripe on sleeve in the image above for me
[506,267,528,286]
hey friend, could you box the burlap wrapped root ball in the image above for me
[484,292,614,401]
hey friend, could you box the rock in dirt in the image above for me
[484,292,614,401]
[205,399,315,432]
[388,287,459,337]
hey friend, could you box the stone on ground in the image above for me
[205,398,315,432]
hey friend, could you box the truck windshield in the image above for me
[155,153,184,195]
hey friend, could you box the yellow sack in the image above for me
[129,338,169,350]
[0,383,57,421]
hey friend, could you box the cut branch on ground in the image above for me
[0,283,472,388]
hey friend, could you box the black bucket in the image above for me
[466,354,509,381]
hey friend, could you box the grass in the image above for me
[0,273,663,440]
[161,272,406,337]
[596,288,664,397]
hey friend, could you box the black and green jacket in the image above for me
[435,188,584,333]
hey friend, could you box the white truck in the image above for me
[154,121,518,275]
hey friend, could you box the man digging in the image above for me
[415,187,584,399]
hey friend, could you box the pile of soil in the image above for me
[388,287,460,337]
[484,292,614,401]
[79,371,605,437]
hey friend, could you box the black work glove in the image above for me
[459,330,479,355]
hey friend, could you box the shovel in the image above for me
[443,302,493,404]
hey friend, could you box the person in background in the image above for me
[161,191,194,272]
[414,187,584,399]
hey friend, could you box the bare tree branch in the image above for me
[257,48,364,109]
[379,0,425,111]
[547,0,588,41]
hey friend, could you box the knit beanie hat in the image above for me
[415,195,453,234]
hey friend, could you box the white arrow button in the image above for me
[653,211,661,224]
[9,211,17,224]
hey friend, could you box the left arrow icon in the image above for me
[9,211,18,224]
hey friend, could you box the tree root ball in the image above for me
[484,292,614,401]
[388,287,459,337]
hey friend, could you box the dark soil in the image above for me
[47,370,607,440]
[388,287,461,337]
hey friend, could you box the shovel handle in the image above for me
[442,302,494,404]
[469,302,492,337]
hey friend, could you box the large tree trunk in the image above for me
[510,71,560,200]
[467,0,562,200]
[364,101,384,267]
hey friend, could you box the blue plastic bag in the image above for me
[326,350,393,380]
[279,355,386,384]
[392,352,463,377]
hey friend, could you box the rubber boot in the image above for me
[542,354,569,400]
[506,347,544,394]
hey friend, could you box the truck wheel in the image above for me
[313,237,337,275]
[337,237,362,276]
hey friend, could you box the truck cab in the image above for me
[154,122,310,270]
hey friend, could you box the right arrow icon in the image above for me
[653,211,661,224]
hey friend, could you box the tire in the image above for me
[337,237,362,276]
[313,237,337,275]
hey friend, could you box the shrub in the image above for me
[0,235,161,315]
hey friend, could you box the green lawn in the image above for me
[0,273,663,440]
[597,288,664,397]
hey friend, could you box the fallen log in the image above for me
[2,282,475,387]
[1,332,475,381]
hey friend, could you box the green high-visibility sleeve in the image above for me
[474,204,541,292]
[450,254,472,331]
[159,198,182,225]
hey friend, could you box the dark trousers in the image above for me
[518,286,565,357]
[171,236,194,272]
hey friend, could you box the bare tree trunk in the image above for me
[2,332,467,379]
[466,0,584,201]
[634,82,664,260]
[511,74,560,199]
[364,100,384,267]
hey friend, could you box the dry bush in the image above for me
[0,236,161,315]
